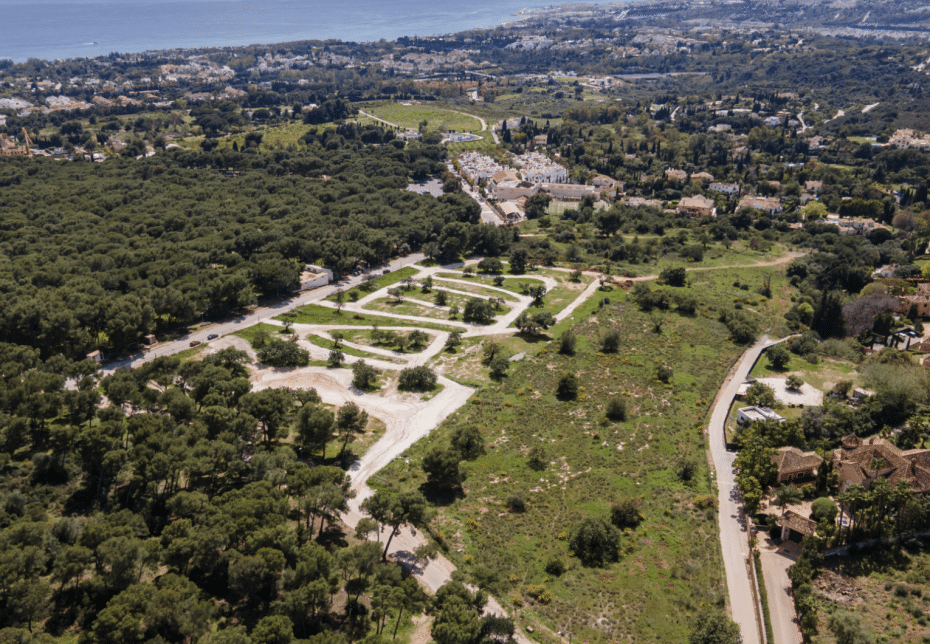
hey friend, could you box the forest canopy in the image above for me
[0,134,494,358]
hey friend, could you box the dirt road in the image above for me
[100,253,426,375]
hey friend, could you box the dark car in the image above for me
[189,340,202,347]
[207,334,219,340]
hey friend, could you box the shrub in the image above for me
[605,397,627,421]
[601,329,621,353]
[693,494,716,510]
[544,557,566,576]
[489,355,509,379]
[557,373,579,400]
[398,366,438,391]
[527,445,547,471]
[463,297,495,323]
[610,500,642,529]
[569,517,622,567]
[659,266,687,287]
[477,257,504,274]
[559,330,577,355]
[257,338,310,367]
[811,497,838,522]
[767,346,791,370]
[351,360,379,390]
[656,364,673,383]
[677,459,697,483]
[506,495,526,513]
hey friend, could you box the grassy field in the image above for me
[303,333,404,364]
[435,272,547,295]
[432,278,522,302]
[359,102,484,132]
[329,267,420,302]
[337,328,437,354]
[750,353,860,393]
[814,539,930,644]
[365,291,512,321]
[372,264,796,643]
[281,304,457,332]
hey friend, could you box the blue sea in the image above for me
[0,0,617,62]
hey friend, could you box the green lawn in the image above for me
[432,278,521,302]
[435,272,547,295]
[751,352,859,392]
[303,334,404,364]
[329,267,421,302]
[280,304,457,332]
[359,102,484,132]
[338,328,437,354]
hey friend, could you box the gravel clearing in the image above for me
[755,377,824,407]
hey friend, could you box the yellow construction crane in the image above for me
[21,127,33,156]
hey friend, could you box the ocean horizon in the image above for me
[0,0,623,63]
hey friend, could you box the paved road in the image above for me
[100,253,426,375]
[759,541,803,644]
[707,334,787,644]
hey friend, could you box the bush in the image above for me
[601,329,621,353]
[257,338,310,367]
[398,366,438,391]
[463,297,495,323]
[352,360,379,390]
[489,355,509,379]
[451,426,485,460]
[557,373,579,400]
[506,495,526,513]
[811,497,838,522]
[693,494,716,510]
[605,397,627,421]
[767,346,791,370]
[477,257,504,274]
[568,517,622,567]
[610,500,642,529]
[527,445,547,471]
[559,331,577,355]
[719,308,758,344]
[544,557,566,576]
[656,364,673,383]
[677,459,697,483]
[659,266,687,287]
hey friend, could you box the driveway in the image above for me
[758,538,803,644]
[707,335,787,644]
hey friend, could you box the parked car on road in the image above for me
[207,334,218,340]
[189,340,201,347]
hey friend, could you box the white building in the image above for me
[737,406,786,425]
[458,152,512,182]
[298,264,333,291]
[512,151,568,183]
